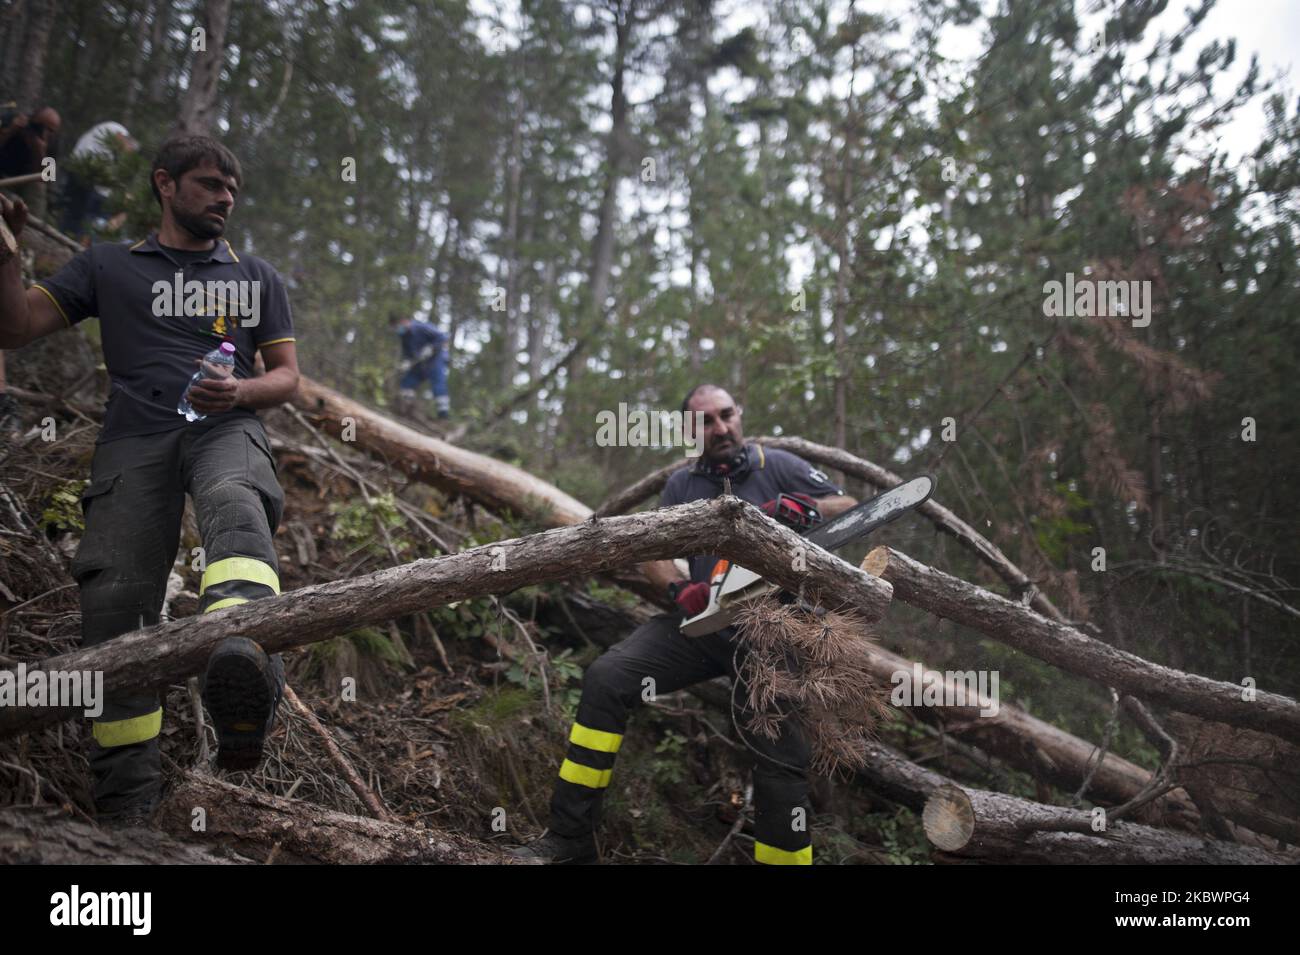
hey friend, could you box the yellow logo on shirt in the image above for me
[190,302,232,338]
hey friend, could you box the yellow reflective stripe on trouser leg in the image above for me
[754,841,813,865]
[559,759,613,789]
[204,597,249,613]
[92,708,163,747]
[569,722,623,753]
[200,557,280,596]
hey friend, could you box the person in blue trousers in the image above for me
[390,312,450,419]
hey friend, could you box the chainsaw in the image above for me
[678,475,934,636]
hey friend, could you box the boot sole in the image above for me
[205,639,275,772]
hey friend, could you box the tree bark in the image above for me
[862,643,1200,828]
[585,1,632,337]
[177,0,232,135]
[856,744,1293,865]
[920,782,1290,865]
[16,0,56,113]
[758,436,1068,620]
[294,374,589,524]
[594,435,1068,623]
[0,496,893,738]
[0,806,245,864]
[154,772,514,864]
[1,0,29,103]
[292,374,682,601]
[864,546,1300,745]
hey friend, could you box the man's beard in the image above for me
[173,202,226,240]
[705,435,738,463]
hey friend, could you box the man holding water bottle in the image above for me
[0,135,300,826]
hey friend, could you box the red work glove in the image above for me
[670,581,710,617]
[759,493,821,530]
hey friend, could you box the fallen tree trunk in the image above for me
[593,435,1067,621]
[864,546,1300,746]
[154,772,512,864]
[864,644,1201,828]
[0,496,893,738]
[920,783,1289,865]
[856,743,1293,865]
[758,437,1067,620]
[294,376,589,523]
[0,806,245,864]
[291,376,681,603]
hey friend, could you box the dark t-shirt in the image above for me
[159,244,212,267]
[660,443,844,583]
[33,233,296,443]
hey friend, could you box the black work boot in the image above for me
[97,786,162,830]
[510,830,598,865]
[202,636,282,771]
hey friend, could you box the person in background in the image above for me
[60,121,138,242]
[0,105,62,449]
[0,105,61,220]
[389,311,450,419]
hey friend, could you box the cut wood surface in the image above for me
[0,496,893,738]
[864,546,1300,745]
[920,783,1290,865]
[155,772,516,864]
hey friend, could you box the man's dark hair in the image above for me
[680,383,723,415]
[149,135,242,207]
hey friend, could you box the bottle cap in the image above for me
[219,342,236,355]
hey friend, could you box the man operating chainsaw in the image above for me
[515,383,857,865]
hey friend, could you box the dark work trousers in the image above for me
[70,414,286,816]
[549,613,814,864]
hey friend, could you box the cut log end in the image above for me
[923,783,975,852]
[861,546,891,578]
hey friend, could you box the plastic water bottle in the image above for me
[177,341,236,422]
